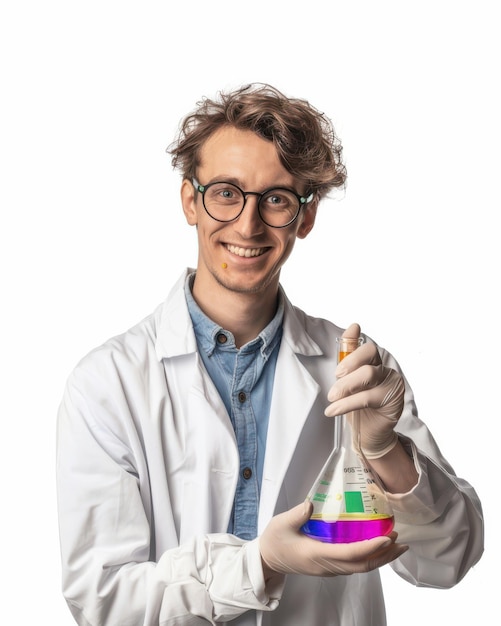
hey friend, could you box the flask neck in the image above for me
[334,413,354,451]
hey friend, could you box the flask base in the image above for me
[301,516,394,543]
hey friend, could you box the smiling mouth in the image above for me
[226,244,266,258]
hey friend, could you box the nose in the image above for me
[234,194,266,237]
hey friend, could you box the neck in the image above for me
[191,275,279,348]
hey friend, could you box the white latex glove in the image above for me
[325,323,405,460]
[259,501,408,578]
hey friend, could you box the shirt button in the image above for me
[238,391,247,403]
[242,467,252,480]
[216,333,227,344]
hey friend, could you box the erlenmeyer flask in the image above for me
[301,336,394,543]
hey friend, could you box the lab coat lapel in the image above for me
[258,294,322,531]
[179,358,239,543]
[155,272,239,541]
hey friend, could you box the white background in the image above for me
[1,1,498,623]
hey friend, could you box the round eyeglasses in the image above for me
[192,178,314,228]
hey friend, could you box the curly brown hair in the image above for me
[167,83,347,201]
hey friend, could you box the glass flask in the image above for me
[301,336,395,543]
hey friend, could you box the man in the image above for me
[56,83,483,625]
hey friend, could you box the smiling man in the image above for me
[56,83,483,626]
[181,125,317,346]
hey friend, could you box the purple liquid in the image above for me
[301,516,394,543]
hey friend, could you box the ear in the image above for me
[181,178,198,225]
[296,198,318,239]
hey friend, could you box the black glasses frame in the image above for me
[192,178,314,228]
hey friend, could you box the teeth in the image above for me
[227,244,265,258]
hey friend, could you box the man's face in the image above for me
[181,126,317,298]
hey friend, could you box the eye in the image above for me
[207,183,242,205]
[262,190,296,211]
[268,194,284,205]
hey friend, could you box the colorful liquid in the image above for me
[301,516,394,543]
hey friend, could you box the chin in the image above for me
[213,268,276,295]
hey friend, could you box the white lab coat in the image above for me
[56,270,483,626]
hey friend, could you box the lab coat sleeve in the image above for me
[56,372,283,626]
[379,348,484,588]
[385,442,484,588]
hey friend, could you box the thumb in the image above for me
[286,501,313,529]
[342,322,361,339]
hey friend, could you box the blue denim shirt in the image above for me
[185,275,283,540]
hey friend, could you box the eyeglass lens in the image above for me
[203,182,300,227]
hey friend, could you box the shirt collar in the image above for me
[184,273,284,360]
[154,268,323,360]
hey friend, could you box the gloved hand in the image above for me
[259,501,408,578]
[325,323,405,460]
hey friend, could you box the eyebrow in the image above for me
[204,175,242,186]
[202,175,302,194]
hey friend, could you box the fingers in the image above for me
[326,355,388,413]
[336,341,381,377]
[364,542,409,573]
[341,322,361,340]
[307,534,408,576]
[325,368,398,417]
[326,338,404,418]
